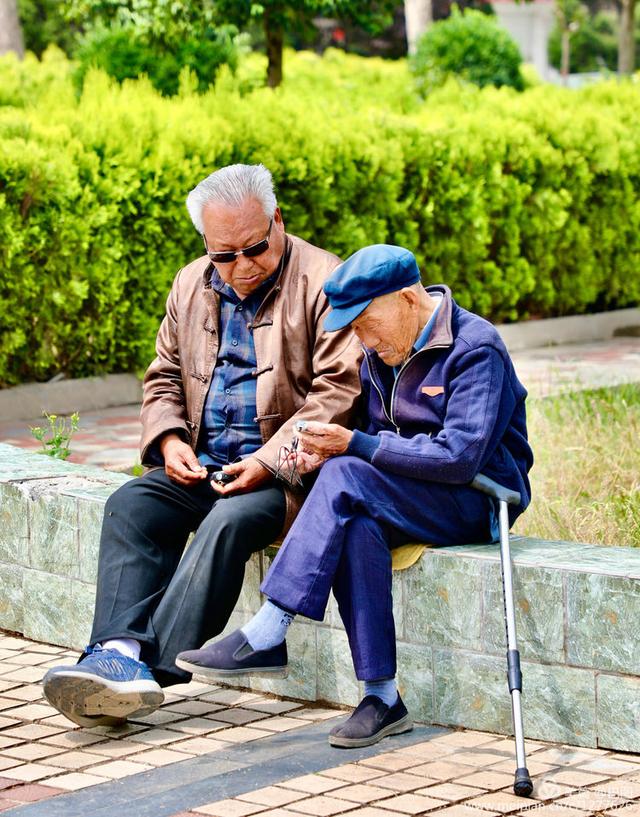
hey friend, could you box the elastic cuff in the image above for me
[346,430,380,462]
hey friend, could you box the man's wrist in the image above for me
[159,431,185,456]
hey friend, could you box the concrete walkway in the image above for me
[2,633,640,816]
[1,337,639,472]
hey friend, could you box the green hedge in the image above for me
[1,48,639,386]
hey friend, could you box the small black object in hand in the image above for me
[211,471,237,485]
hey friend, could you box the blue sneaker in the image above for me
[43,646,164,728]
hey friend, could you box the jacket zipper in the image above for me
[364,351,398,432]
[389,343,451,427]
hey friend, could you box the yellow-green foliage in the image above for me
[1,47,639,385]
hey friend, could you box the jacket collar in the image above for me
[422,284,453,349]
[361,283,454,375]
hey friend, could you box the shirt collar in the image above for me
[413,295,443,353]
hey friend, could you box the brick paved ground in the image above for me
[1,633,640,816]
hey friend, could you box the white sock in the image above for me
[364,678,398,707]
[241,600,295,651]
[100,638,141,661]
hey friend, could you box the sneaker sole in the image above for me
[328,714,413,748]
[43,670,164,724]
[175,657,288,680]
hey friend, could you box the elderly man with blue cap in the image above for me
[176,244,533,748]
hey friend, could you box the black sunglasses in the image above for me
[204,218,273,264]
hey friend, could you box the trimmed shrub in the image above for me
[411,8,525,94]
[74,24,240,96]
[0,49,639,386]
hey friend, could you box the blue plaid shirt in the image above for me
[197,268,277,469]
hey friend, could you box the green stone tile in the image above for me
[482,562,564,663]
[566,572,640,674]
[524,662,596,747]
[30,492,79,576]
[433,649,596,747]
[236,552,264,615]
[0,447,75,482]
[405,551,482,649]
[250,620,317,702]
[0,563,24,633]
[0,444,133,485]
[22,569,74,648]
[397,641,433,723]
[0,483,29,565]
[433,649,512,734]
[317,627,360,707]
[77,499,104,584]
[597,673,640,753]
[69,580,97,651]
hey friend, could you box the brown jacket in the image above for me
[140,234,363,530]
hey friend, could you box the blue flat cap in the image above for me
[323,244,420,332]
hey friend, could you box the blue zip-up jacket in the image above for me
[348,285,533,517]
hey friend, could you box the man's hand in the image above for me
[295,450,326,475]
[160,433,208,485]
[297,421,353,458]
[211,457,272,495]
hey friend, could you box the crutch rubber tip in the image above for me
[513,767,533,797]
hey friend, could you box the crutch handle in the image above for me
[471,473,521,506]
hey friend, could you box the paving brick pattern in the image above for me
[1,634,640,816]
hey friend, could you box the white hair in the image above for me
[186,163,277,235]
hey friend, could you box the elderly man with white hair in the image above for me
[177,244,534,749]
[42,164,362,727]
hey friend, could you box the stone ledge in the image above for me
[0,443,639,752]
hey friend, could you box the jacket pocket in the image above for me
[421,385,444,397]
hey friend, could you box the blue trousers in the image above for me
[261,456,493,681]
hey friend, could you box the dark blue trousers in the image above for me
[261,456,493,681]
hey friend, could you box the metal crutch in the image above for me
[471,473,533,798]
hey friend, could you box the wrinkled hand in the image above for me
[295,450,326,475]
[275,449,326,480]
[297,421,353,458]
[211,457,272,495]
[160,433,208,486]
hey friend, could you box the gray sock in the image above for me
[241,600,295,651]
[363,678,398,707]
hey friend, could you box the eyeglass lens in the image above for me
[205,219,273,264]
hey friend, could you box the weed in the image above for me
[30,412,80,460]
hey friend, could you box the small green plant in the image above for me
[30,412,80,460]
[411,7,525,94]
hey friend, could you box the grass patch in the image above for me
[514,383,640,547]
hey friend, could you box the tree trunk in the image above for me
[404,0,433,55]
[617,0,636,74]
[561,29,571,78]
[264,11,284,88]
[0,0,25,58]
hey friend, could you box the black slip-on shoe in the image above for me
[329,694,413,748]
[175,629,288,679]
